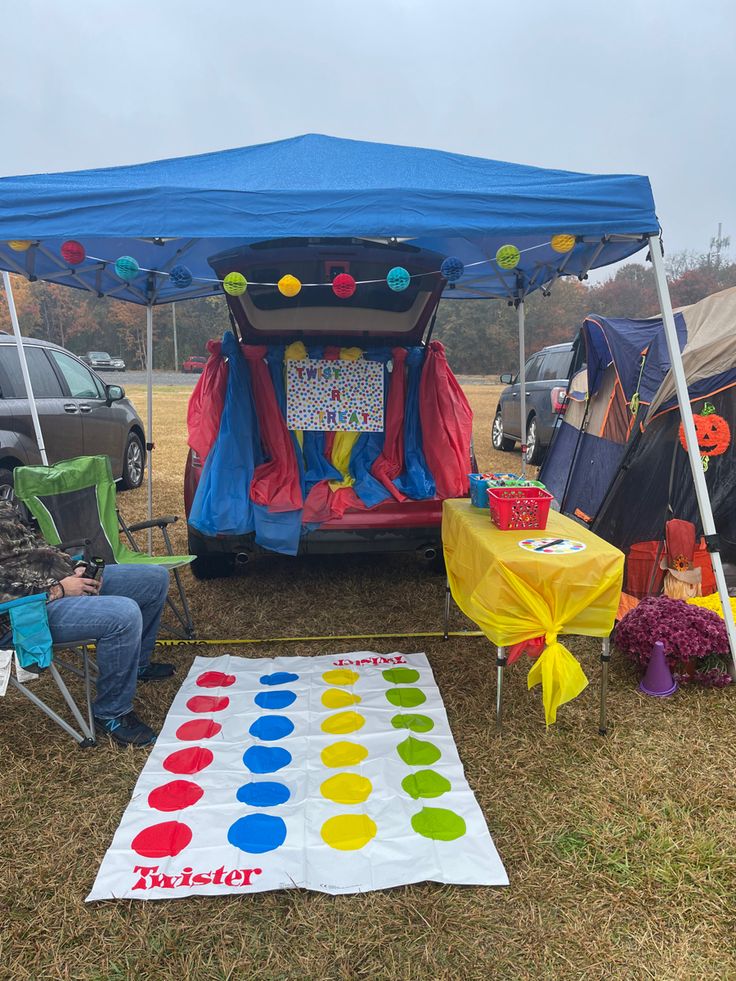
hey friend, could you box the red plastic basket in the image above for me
[487,486,553,531]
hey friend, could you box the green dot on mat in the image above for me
[396,736,441,766]
[401,770,452,800]
[411,807,466,841]
[385,687,426,708]
[382,667,420,684]
[391,713,434,733]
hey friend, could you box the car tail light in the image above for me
[551,387,568,414]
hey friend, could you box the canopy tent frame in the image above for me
[1,135,732,669]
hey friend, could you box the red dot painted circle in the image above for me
[176,719,221,741]
[186,695,230,713]
[147,780,204,812]
[196,671,236,688]
[162,746,214,774]
[131,821,192,858]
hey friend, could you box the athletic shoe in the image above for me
[95,711,157,747]
[137,661,176,682]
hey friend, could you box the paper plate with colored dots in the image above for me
[87,652,508,901]
[518,537,587,554]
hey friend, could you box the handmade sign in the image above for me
[286,359,384,432]
[87,652,508,901]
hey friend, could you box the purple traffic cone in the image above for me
[639,641,678,697]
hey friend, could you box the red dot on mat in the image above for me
[186,695,230,713]
[163,747,214,775]
[175,719,221,741]
[131,821,192,858]
[147,780,204,812]
[196,671,236,688]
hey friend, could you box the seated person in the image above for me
[0,499,174,748]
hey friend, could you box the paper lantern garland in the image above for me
[170,264,193,289]
[332,273,356,299]
[440,256,464,283]
[60,240,86,265]
[496,245,521,270]
[114,255,140,282]
[8,240,32,252]
[278,274,302,298]
[223,272,248,296]
[551,234,576,254]
[387,266,410,292]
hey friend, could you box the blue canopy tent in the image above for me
[0,133,733,667]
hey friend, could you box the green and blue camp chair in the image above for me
[13,455,195,639]
[0,592,97,746]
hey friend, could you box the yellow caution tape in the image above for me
[155,630,484,647]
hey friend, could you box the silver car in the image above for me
[0,336,145,493]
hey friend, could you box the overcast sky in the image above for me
[1,0,734,278]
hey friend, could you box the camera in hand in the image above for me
[83,557,106,581]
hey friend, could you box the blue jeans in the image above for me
[46,564,170,719]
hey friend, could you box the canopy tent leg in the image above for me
[2,271,48,466]
[649,234,736,676]
[146,303,153,553]
[517,299,527,477]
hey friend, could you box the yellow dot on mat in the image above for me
[320,711,365,735]
[321,814,377,851]
[322,669,360,686]
[320,741,369,768]
[320,772,373,804]
[321,688,361,709]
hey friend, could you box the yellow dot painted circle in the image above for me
[321,814,377,851]
[322,669,359,686]
[320,741,368,768]
[321,688,361,709]
[278,274,302,297]
[551,233,576,254]
[321,711,366,735]
[320,772,373,804]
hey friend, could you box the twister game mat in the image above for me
[88,652,508,900]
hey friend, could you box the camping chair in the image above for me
[0,592,97,747]
[13,455,196,639]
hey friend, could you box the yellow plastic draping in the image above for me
[442,500,624,724]
[328,346,364,490]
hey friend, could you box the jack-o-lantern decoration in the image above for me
[679,402,731,471]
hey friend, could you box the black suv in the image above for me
[0,336,146,492]
[492,342,574,465]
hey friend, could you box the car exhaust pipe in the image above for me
[235,552,250,566]
[422,546,437,562]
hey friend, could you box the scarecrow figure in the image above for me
[660,518,702,601]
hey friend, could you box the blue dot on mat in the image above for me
[242,745,292,773]
[236,781,291,807]
[228,813,287,854]
[254,690,297,710]
[249,715,295,741]
[260,671,299,686]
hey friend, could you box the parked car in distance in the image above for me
[81,351,126,372]
[492,341,575,466]
[0,337,146,493]
[182,355,208,373]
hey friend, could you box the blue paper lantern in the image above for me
[387,266,411,292]
[440,256,464,283]
[114,255,140,282]
[170,264,193,289]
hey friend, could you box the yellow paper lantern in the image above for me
[278,274,302,298]
[496,244,521,270]
[223,271,248,296]
[551,234,576,254]
[8,240,32,252]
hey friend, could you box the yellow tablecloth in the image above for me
[442,500,624,723]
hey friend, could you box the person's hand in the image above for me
[61,573,100,596]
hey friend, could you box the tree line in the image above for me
[1,247,734,376]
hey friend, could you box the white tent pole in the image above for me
[146,303,153,553]
[2,271,48,466]
[649,234,736,675]
[518,299,527,477]
[172,301,178,371]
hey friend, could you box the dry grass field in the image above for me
[2,383,736,981]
